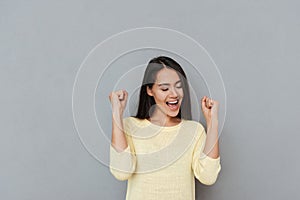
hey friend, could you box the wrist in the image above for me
[112,107,123,116]
[206,118,218,126]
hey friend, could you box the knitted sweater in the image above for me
[109,117,221,200]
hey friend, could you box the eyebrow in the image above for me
[158,80,181,86]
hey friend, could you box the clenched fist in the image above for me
[109,90,128,115]
[201,96,219,123]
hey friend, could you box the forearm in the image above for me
[203,118,220,159]
[111,111,128,152]
[110,113,136,181]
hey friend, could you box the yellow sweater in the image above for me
[109,117,221,200]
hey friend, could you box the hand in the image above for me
[201,96,219,123]
[109,90,128,115]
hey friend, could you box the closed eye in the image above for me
[176,83,182,88]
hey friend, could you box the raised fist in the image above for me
[201,96,219,122]
[109,90,128,115]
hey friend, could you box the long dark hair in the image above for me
[135,56,192,120]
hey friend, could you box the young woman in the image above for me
[109,56,221,200]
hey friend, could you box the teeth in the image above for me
[167,100,178,104]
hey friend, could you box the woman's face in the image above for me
[147,68,184,118]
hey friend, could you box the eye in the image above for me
[176,83,182,88]
[161,88,169,91]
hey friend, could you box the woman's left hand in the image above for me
[201,96,219,124]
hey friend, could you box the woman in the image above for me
[109,56,221,200]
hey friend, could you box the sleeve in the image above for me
[192,123,221,185]
[109,118,137,181]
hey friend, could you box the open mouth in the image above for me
[166,100,178,105]
[166,100,179,110]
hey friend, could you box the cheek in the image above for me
[178,89,184,97]
[157,92,168,101]
[153,92,167,103]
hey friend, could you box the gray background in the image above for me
[1,0,299,199]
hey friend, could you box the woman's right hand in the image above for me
[109,90,129,153]
[109,90,128,115]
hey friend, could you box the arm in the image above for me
[192,124,221,185]
[109,90,136,181]
[111,110,128,152]
[191,96,221,185]
[201,96,220,159]
[203,118,219,159]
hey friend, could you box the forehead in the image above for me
[155,68,181,83]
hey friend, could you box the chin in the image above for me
[165,108,181,118]
[168,111,180,117]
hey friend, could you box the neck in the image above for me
[148,108,180,126]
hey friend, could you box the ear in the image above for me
[146,86,153,96]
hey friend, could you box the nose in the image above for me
[169,87,178,97]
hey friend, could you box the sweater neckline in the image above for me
[143,118,184,130]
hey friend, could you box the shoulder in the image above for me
[183,119,204,129]
[122,117,135,129]
[182,119,206,136]
[123,116,143,126]
[122,117,146,131]
[123,116,133,124]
